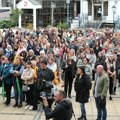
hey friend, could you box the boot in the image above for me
[83,115,87,120]
[78,114,84,120]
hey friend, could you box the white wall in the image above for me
[107,1,120,21]
[0,0,2,7]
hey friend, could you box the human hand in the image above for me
[42,97,48,107]
[101,95,104,100]
[0,77,3,81]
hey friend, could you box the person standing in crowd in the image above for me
[74,65,92,120]
[94,41,102,58]
[0,56,13,106]
[77,52,86,67]
[83,58,92,79]
[62,55,76,98]
[26,49,36,61]
[106,54,116,100]
[10,57,24,108]
[21,61,34,110]
[42,90,73,120]
[33,59,55,110]
[93,65,109,120]
[116,53,120,87]
[47,58,60,86]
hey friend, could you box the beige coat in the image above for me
[21,68,34,85]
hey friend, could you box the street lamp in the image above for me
[66,0,70,29]
[112,5,116,33]
[51,2,56,26]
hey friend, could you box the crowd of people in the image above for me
[0,27,120,120]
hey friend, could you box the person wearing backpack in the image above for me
[74,65,92,120]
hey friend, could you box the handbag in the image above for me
[22,84,28,92]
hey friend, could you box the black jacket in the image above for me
[61,60,77,79]
[44,99,73,120]
[74,74,92,103]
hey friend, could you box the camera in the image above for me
[39,80,54,100]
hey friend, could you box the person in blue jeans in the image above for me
[10,57,24,108]
[74,65,92,120]
[93,65,109,120]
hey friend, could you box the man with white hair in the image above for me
[93,65,109,120]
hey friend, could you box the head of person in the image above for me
[28,49,34,57]
[47,50,54,59]
[97,65,104,75]
[4,56,10,64]
[54,90,66,103]
[70,49,75,56]
[40,50,45,58]
[26,61,32,69]
[15,56,23,65]
[77,65,85,75]
[48,58,54,65]
[83,58,89,65]
[41,59,47,70]
[108,54,114,62]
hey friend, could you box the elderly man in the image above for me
[42,90,73,120]
[93,65,109,120]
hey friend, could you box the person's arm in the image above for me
[42,97,61,119]
[2,64,12,80]
[101,75,109,98]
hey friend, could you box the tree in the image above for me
[10,8,23,26]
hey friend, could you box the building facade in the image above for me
[0,0,120,29]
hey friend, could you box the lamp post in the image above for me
[112,5,116,33]
[66,0,70,29]
[51,2,56,26]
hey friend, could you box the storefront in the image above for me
[17,0,42,29]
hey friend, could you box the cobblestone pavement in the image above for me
[0,82,120,120]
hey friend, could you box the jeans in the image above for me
[14,82,23,105]
[80,103,86,115]
[95,97,107,120]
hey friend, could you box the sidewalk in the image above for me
[0,83,120,120]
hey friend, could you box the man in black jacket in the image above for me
[42,90,73,120]
[33,59,55,110]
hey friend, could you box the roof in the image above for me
[29,0,42,5]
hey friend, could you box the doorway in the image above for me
[94,5,101,20]
[22,9,33,28]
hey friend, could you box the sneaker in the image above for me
[24,105,30,110]
[29,106,33,110]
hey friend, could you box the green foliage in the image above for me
[0,20,16,29]
[10,8,23,25]
[57,22,68,29]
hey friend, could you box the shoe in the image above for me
[78,114,84,120]
[18,104,22,108]
[78,114,87,120]
[24,105,30,110]
[5,103,9,106]
[109,96,112,100]
[29,106,33,110]
[13,103,18,107]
